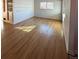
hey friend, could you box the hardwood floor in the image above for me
[1,17,68,59]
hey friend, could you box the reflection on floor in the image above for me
[1,17,68,59]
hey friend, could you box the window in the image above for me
[40,2,47,9]
[40,2,54,9]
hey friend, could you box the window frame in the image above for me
[40,2,54,10]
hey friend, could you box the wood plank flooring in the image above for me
[1,17,68,59]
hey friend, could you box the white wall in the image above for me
[62,0,71,52]
[0,0,3,29]
[0,0,3,57]
[0,0,3,20]
[13,0,34,24]
[34,0,61,20]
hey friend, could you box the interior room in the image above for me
[1,0,78,59]
[3,0,62,24]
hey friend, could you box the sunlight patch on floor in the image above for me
[16,25,36,32]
